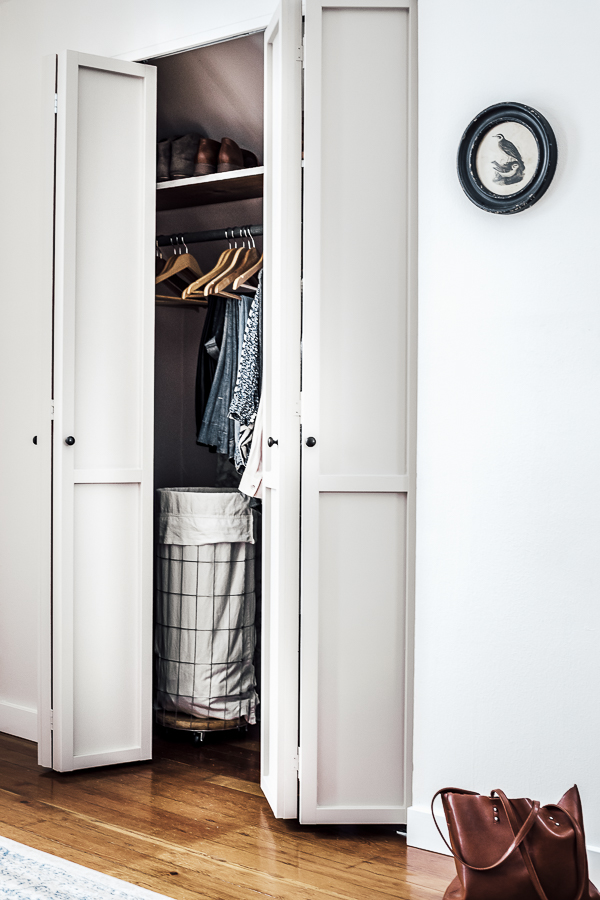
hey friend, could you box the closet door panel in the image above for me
[261,0,303,818]
[51,51,156,772]
[317,492,407,808]
[318,7,409,477]
[73,66,145,471]
[72,484,141,761]
[301,0,417,823]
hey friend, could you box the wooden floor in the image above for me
[0,728,454,899]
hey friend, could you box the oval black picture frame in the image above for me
[457,102,557,214]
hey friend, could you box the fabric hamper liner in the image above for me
[154,488,258,730]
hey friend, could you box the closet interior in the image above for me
[147,32,264,750]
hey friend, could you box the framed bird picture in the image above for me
[457,102,557,214]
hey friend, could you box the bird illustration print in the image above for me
[491,133,525,186]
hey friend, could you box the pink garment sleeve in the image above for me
[238,395,263,499]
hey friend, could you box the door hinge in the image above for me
[50,400,55,420]
[54,93,58,115]
[293,747,300,777]
[49,710,54,730]
[297,40,304,67]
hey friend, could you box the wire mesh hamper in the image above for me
[154,487,258,738]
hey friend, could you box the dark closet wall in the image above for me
[152,32,264,161]
[152,34,264,492]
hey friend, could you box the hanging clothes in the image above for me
[233,295,253,466]
[229,271,263,471]
[195,295,226,436]
[238,395,264,499]
[197,299,239,458]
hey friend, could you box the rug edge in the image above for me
[0,833,177,900]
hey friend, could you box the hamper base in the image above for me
[156,709,247,733]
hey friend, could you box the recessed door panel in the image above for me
[73,68,146,471]
[73,483,142,761]
[317,492,407,809]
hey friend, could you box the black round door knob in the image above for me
[65,436,76,446]
[306,436,317,447]
[267,437,278,447]
[32,436,37,445]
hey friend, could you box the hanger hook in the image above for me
[182,234,188,254]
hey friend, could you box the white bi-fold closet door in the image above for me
[46,51,157,772]
[43,36,304,824]
[43,0,416,826]
[299,0,417,824]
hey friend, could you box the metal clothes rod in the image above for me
[156,224,263,247]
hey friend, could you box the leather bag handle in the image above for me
[492,790,587,900]
[431,788,587,900]
[431,787,541,871]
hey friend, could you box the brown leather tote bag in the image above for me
[431,785,600,900]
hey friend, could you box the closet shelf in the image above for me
[156,167,264,211]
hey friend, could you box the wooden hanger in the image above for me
[156,237,203,297]
[233,253,263,291]
[183,230,239,299]
[155,237,181,280]
[156,297,207,310]
[203,245,250,296]
[213,229,260,293]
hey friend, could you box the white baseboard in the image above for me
[407,805,600,884]
[0,699,37,742]
[589,847,600,886]
[407,804,452,856]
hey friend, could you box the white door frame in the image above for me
[260,0,303,818]
[115,18,273,63]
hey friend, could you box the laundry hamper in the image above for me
[154,487,258,739]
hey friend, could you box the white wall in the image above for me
[0,0,276,741]
[3,0,600,872]
[410,0,600,881]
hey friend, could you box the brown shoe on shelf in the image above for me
[241,148,259,169]
[157,139,171,181]
[217,137,244,173]
[170,133,201,179]
[194,137,221,177]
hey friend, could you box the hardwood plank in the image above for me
[0,730,446,900]
[204,776,265,798]
[224,740,260,753]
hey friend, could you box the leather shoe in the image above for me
[170,133,201,179]
[194,137,221,176]
[157,140,171,181]
[217,137,244,173]
[242,148,259,168]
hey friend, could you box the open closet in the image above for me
[40,0,416,827]
[150,36,265,751]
